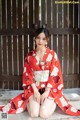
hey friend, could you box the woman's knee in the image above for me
[30,110,39,117]
[27,95,40,117]
[40,106,50,118]
[27,104,40,118]
[40,102,56,118]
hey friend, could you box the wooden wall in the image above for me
[0,0,80,89]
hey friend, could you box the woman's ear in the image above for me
[45,42,48,47]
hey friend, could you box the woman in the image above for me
[23,26,57,118]
[0,26,80,118]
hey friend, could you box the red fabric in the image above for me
[0,48,80,115]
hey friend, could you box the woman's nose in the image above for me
[39,39,42,42]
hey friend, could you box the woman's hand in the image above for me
[41,90,49,104]
[31,83,41,103]
[33,90,41,104]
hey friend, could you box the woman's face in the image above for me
[35,32,47,48]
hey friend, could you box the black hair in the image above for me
[35,26,50,39]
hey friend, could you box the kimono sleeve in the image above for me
[22,55,34,90]
[47,52,64,91]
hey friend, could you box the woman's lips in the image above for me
[38,43,42,45]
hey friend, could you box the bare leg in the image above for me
[27,95,40,117]
[40,98,56,119]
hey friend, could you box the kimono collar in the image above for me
[33,47,50,56]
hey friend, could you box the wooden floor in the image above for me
[0,88,80,120]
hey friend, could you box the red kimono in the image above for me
[0,48,80,115]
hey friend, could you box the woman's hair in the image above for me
[35,26,50,42]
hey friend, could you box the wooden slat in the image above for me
[22,1,28,59]
[18,37,23,75]
[0,75,22,89]
[1,28,80,35]
[58,3,62,28]
[41,0,45,25]
[74,3,78,28]
[78,0,80,28]
[58,35,62,68]
[63,35,67,74]
[50,35,53,50]
[2,81,8,89]
[0,75,22,82]
[8,81,14,89]
[24,36,28,58]
[12,0,16,28]
[23,0,28,58]
[2,0,6,29]
[69,35,73,74]
[8,37,12,75]
[47,34,51,49]
[7,0,11,28]
[62,4,68,74]
[63,73,80,88]
[52,0,56,28]
[74,35,78,73]
[69,2,73,27]
[2,0,7,74]
[0,0,2,29]
[47,0,51,28]
[62,0,69,78]
[63,74,80,82]
[23,0,28,28]
[14,81,22,90]
[34,0,39,24]
[7,0,12,75]
[67,35,69,74]
[18,0,22,28]
[0,80,22,90]
[79,36,80,77]
[73,79,79,88]
[47,0,51,48]
[57,3,63,68]
[13,36,17,75]
[0,37,2,74]
[53,35,57,53]
[29,0,33,27]
[18,0,23,75]
[64,4,67,27]
[12,0,17,75]
[29,0,33,51]
[29,35,34,51]
[0,81,3,89]
[3,37,7,74]
[79,0,80,78]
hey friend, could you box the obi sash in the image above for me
[33,70,49,82]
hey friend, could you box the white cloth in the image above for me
[33,70,49,82]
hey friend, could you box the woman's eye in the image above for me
[36,37,40,39]
[43,38,46,40]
